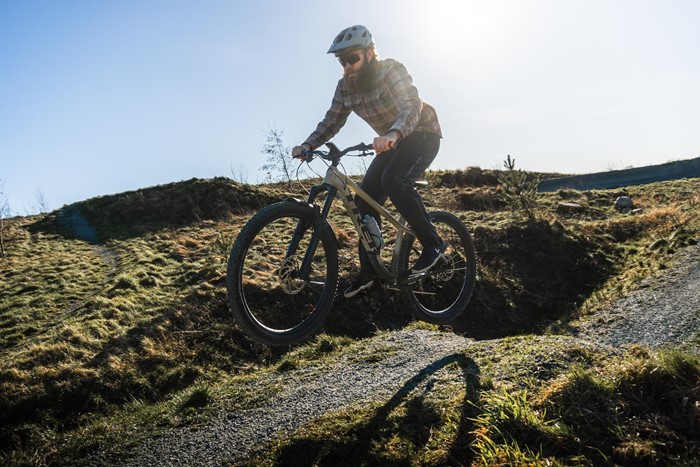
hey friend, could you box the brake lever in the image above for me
[300,150,315,163]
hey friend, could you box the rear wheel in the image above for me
[227,201,339,346]
[397,211,477,323]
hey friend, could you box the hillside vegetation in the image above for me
[1,169,699,465]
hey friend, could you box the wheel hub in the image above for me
[278,255,306,295]
[434,254,455,281]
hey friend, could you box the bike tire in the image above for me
[227,201,339,346]
[397,211,477,324]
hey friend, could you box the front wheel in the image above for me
[227,201,339,346]
[397,211,477,324]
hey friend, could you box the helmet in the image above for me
[327,25,374,54]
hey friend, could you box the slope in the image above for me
[0,171,698,464]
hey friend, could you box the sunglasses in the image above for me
[338,53,363,67]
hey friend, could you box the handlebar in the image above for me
[300,141,375,165]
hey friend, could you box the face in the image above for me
[337,50,370,77]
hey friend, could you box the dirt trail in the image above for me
[574,244,700,350]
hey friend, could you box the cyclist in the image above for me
[292,25,444,299]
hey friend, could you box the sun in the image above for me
[407,0,515,61]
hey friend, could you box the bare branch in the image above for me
[260,126,297,188]
[35,188,50,214]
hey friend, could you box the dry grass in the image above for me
[1,174,699,464]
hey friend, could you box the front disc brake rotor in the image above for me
[278,255,306,295]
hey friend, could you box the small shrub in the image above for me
[498,155,541,221]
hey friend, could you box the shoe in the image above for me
[343,272,375,298]
[411,239,447,273]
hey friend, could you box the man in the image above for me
[292,25,444,299]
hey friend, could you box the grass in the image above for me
[0,173,699,464]
[249,337,700,466]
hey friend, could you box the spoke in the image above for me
[305,281,326,295]
[441,267,468,273]
[411,289,438,296]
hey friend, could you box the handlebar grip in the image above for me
[347,142,373,153]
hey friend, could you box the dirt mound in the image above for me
[462,219,615,337]
[432,167,500,188]
[316,219,616,340]
[37,178,279,241]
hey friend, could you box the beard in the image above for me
[346,57,379,93]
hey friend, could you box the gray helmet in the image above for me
[327,25,374,54]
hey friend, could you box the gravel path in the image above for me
[94,329,473,466]
[93,246,700,466]
[575,244,700,350]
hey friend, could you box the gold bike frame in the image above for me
[321,164,416,280]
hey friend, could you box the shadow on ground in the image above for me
[263,353,481,466]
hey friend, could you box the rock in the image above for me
[615,196,634,211]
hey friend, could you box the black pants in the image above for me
[356,131,441,272]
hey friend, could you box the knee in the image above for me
[383,173,413,197]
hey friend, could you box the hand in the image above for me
[373,131,400,153]
[292,144,311,159]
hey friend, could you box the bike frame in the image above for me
[291,160,417,283]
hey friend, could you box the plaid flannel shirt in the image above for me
[304,59,442,150]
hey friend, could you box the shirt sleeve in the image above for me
[304,82,351,150]
[384,61,423,138]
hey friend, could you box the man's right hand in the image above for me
[292,144,311,159]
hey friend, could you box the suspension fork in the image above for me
[286,184,337,281]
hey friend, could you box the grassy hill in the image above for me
[1,169,699,465]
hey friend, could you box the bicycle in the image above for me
[227,142,477,346]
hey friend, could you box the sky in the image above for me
[1,0,699,215]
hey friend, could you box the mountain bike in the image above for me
[227,142,477,346]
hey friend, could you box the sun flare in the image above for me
[415,0,512,57]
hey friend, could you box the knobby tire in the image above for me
[227,201,339,346]
[397,211,477,323]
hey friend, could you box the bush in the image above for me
[498,155,541,221]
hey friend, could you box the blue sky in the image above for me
[1,0,699,214]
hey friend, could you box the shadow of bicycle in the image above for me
[268,352,481,465]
